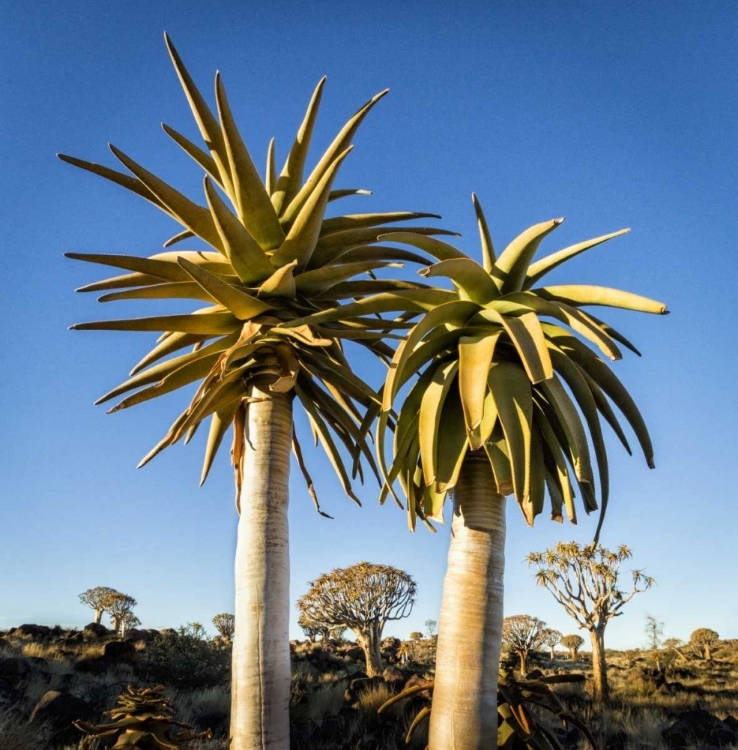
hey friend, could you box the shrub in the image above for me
[138,625,230,690]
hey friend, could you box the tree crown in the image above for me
[62,35,449,511]
[690,628,719,645]
[527,541,654,631]
[297,562,416,633]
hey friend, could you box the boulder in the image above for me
[102,640,136,661]
[382,666,405,684]
[0,656,30,685]
[662,708,738,748]
[341,646,364,661]
[83,622,109,640]
[12,624,51,639]
[124,628,151,643]
[29,690,93,744]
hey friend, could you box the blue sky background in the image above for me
[1,1,736,650]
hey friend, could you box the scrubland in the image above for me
[0,625,736,749]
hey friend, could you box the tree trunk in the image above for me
[93,609,103,625]
[429,453,507,750]
[589,626,608,703]
[518,650,528,676]
[356,624,383,677]
[231,388,293,750]
[704,643,712,661]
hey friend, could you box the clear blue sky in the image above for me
[1,2,736,650]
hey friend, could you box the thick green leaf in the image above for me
[272,77,325,215]
[524,229,630,288]
[215,73,285,250]
[178,257,276,319]
[203,177,275,284]
[493,218,563,294]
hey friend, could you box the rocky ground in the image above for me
[0,624,737,749]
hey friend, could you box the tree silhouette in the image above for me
[502,615,547,675]
[79,586,120,625]
[297,562,416,676]
[527,542,654,701]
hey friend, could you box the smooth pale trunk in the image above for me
[355,623,383,677]
[93,610,103,625]
[429,453,507,750]
[589,625,608,703]
[231,388,292,750]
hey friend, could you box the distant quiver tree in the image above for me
[107,593,137,634]
[501,615,547,675]
[541,628,562,659]
[297,562,416,676]
[118,611,141,638]
[212,613,235,641]
[690,628,719,661]
[527,541,654,701]
[79,586,121,625]
[560,634,585,660]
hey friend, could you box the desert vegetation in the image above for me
[1,618,737,749]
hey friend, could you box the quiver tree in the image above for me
[79,587,121,624]
[118,612,141,638]
[297,562,416,676]
[560,634,585,660]
[62,33,448,750]
[644,613,664,651]
[425,619,437,638]
[690,628,719,660]
[502,615,547,675]
[107,593,137,634]
[527,542,654,701]
[290,200,667,746]
[541,628,562,659]
[212,613,235,641]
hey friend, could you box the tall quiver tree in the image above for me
[297,562,416,676]
[292,197,668,746]
[61,34,448,750]
[79,587,120,624]
[527,542,654,702]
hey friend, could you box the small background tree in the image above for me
[79,586,120,625]
[212,613,235,641]
[297,562,416,676]
[541,628,563,659]
[409,631,424,642]
[527,542,654,701]
[690,628,719,660]
[560,634,585,660]
[644,613,664,651]
[424,619,437,638]
[119,611,141,637]
[107,593,137,634]
[502,615,547,675]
